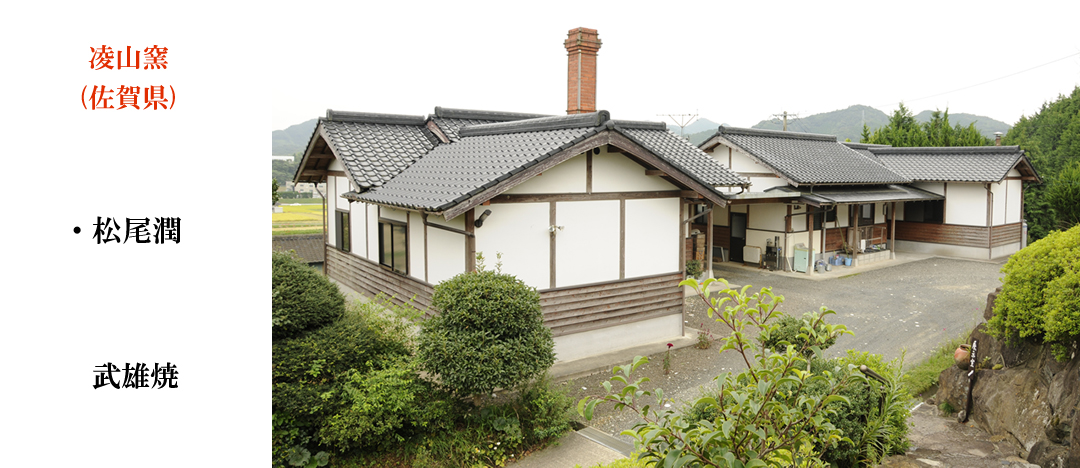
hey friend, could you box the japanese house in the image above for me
[694,127,1039,272]
[292,28,749,362]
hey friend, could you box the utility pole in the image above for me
[658,112,698,136]
[772,111,798,131]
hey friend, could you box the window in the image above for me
[335,210,350,252]
[905,200,944,224]
[813,208,837,231]
[850,203,874,225]
[378,220,407,274]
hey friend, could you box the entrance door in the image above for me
[730,212,746,263]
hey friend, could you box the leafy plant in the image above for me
[579,278,861,467]
[987,224,1080,360]
[272,250,345,340]
[686,259,704,278]
[760,312,838,357]
[697,325,713,350]
[899,335,966,397]
[663,343,673,374]
[418,253,555,404]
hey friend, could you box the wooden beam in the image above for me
[645,170,667,176]
[706,202,714,271]
[465,209,476,272]
[488,190,682,204]
[586,153,593,194]
[300,169,347,178]
[681,191,702,199]
[308,153,335,159]
[423,218,474,238]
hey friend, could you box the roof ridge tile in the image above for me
[458,111,611,137]
[325,109,427,126]
[718,125,838,142]
[433,107,551,121]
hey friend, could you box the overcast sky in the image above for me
[272,1,1080,134]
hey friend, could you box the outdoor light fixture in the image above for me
[548,225,564,233]
[474,209,492,228]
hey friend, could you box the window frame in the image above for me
[335,209,350,252]
[377,218,408,275]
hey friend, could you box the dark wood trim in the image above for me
[607,132,730,208]
[895,221,1022,247]
[300,169,347,178]
[889,201,896,251]
[586,153,593,194]
[487,190,681,204]
[549,202,557,289]
[465,209,476,272]
[742,172,782,178]
[785,205,792,233]
[539,270,679,293]
[619,199,626,280]
[645,170,667,176]
[680,190,702,199]
[326,247,435,316]
[728,147,732,169]
[308,153,335,159]
[422,218,474,237]
[706,202,714,270]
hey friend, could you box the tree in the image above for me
[418,255,555,404]
[862,104,993,147]
[272,251,345,340]
[272,178,281,205]
[1045,161,1080,230]
[1004,86,1080,241]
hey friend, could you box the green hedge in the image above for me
[760,311,838,357]
[272,251,345,340]
[988,225,1080,360]
[419,267,555,400]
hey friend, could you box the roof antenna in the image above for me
[657,110,698,136]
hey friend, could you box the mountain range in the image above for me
[272,105,1013,155]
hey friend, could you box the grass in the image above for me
[277,197,323,204]
[273,204,323,236]
[900,334,968,398]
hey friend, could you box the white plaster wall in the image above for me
[334,175,350,201]
[366,204,379,261]
[731,204,747,214]
[380,207,408,223]
[834,204,850,227]
[874,202,886,224]
[474,203,550,290]
[730,148,762,173]
[748,204,786,232]
[592,152,678,192]
[408,212,425,280]
[746,230,778,255]
[328,158,344,171]
[625,198,679,278]
[553,315,682,363]
[1006,179,1022,223]
[947,183,988,226]
[505,154,586,194]
[350,201,365,258]
[748,177,788,192]
[913,182,945,196]
[555,200,620,287]
[895,202,906,221]
[326,177,336,247]
[991,181,1006,226]
[427,216,466,285]
[713,204,730,226]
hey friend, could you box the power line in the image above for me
[658,112,698,135]
[875,51,1080,108]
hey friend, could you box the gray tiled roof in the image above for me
[841,142,892,160]
[355,123,598,211]
[619,125,748,186]
[320,110,439,189]
[430,107,551,141]
[353,112,747,213]
[712,126,908,186]
[868,146,1025,182]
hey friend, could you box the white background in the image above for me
[2,2,266,466]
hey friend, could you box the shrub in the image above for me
[808,351,910,468]
[686,259,703,277]
[760,311,838,357]
[272,250,345,340]
[988,225,1080,360]
[418,259,555,402]
[582,279,859,468]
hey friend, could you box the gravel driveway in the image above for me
[564,255,1007,443]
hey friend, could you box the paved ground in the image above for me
[513,253,1009,467]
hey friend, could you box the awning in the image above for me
[763,184,944,206]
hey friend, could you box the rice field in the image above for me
[273,204,323,236]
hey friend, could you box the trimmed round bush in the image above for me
[272,251,345,340]
[418,269,555,400]
[988,225,1080,360]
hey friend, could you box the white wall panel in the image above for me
[380,207,408,223]
[326,177,336,247]
[748,204,786,232]
[555,200,620,287]
[625,198,679,278]
[713,205,730,226]
[505,154,586,194]
[947,183,988,226]
[350,201,365,259]
[592,152,677,192]
[474,203,550,290]
[1006,179,1022,223]
[328,158,344,171]
[991,181,1006,226]
[913,182,945,196]
[366,204,378,261]
[748,177,787,192]
[427,215,466,285]
[408,212,425,280]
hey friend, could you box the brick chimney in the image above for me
[994,132,1003,146]
[564,28,601,115]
